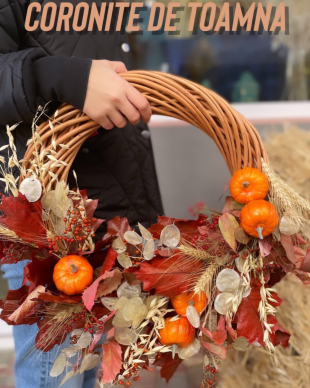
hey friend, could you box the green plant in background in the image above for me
[232,72,260,102]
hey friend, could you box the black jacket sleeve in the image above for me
[0,0,92,126]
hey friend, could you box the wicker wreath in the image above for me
[5,71,310,387]
[21,71,268,188]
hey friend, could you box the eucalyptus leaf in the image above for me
[138,222,153,240]
[101,297,118,311]
[76,331,92,348]
[117,252,132,269]
[117,282,141,298]
[79,354,101,374]
[61,346,78,358]
[124,231,142,245]
[186,305,200,328]
[112,237,126,254]
[49,353,66,377]
[159,224,180,248]
[60,371,76,386]
[143,239,155,261]
[114,327,138,345]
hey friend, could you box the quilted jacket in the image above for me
[0,0,163,233]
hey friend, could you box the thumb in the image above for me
[109,61,127,73]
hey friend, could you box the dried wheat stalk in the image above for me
[178,242,214,261]
[262,160,310,226]
[194,263,219,296]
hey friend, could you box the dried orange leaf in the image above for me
[219,213,239,251]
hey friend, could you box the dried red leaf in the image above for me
[300,247,310,272]
[0,193,46,246]
[153,353,183,383]
[101,339,123,383]
[8,285,45,324]
[280,234,297,265]
[200,327,227,345]
[0,285,42,325]
[126,254,204,297]
[100,247,118,274]
[83,270,116,311]
[35,291,81,304]
[201,341,227,359]
[95,269,122,299]
[102,216,131,244]
[259,236,272,258]
[22,254,58,292]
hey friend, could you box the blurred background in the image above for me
[1,0,310,386]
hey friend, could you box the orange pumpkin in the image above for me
[230,167,269,204]
[171,291,207,316]
[158,317,195,348]
[53,255,93,295]
[240,200,279,239]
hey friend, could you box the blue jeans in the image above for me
[2,261,97,388]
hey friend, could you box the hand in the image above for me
[83,60,151,129]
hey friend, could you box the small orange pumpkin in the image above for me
[230,167,269,204]
[240,200,279,239]
[53,255,93,295]
[171,291,207,316]
[158,317,195,348]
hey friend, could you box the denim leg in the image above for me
[2,262,97,388]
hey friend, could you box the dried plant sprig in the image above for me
[257,255,276,353]
[218,273,310,388]
[120,296,170,380]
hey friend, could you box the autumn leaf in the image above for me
[259,236,272,257]
[280,234,297,265]
[0,285,43,325]
[299,246,310,272]
[76,189,104,233]
[234,287,288,346]
[102,216,132,244]
[234,227,250,244]
[201,341,226,359]
[126,254,204,297]
[100,247,118,274]
[8,285,45,324]
[222,196,243,216]
[148,215,206,241]
[218,213,239,251]
[95,269,122,299]
[200,327,227,346]
[22,253,58,292]
[101,339,122,383]
[36,291,81,304]
[153,353,182,383]
[83,270,116,311]
[22,254,58,292]
[0,193,46,246]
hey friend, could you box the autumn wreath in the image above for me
[1,71,310,388]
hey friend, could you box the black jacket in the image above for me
[0,0,163,232]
